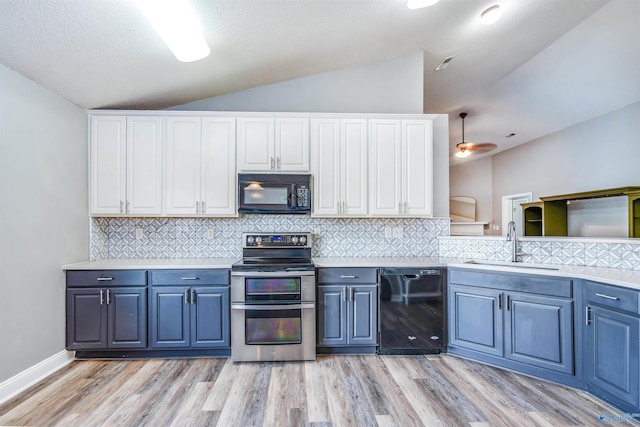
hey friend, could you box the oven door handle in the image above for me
[231,270,315,277]
[231,303,315,311]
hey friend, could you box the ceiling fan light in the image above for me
[136,0,211,62]
[455,149,471,159]
[480,4,502,25]
[407,0,440,10]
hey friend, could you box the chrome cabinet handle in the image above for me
[106,289,111,305]
[343,287,348,301]
[190,289,196,304]
[585,306,591,325]
[99,289,104,305]
[126,201,130,213]
[120,201,124,213]
[277,157,281,169]
[196,201,200,214]
[350,287,355,301]
[184,289,190,304]
[97,277,113,281]
[201,201,206,213]
[342,201,346,214]
[506,295,511,311]
[340,275,357,279]
[181,277,199,281]
[271,157,275,169]
[337,202,340,214]
[498,294,502,310]
[595,293,619,301]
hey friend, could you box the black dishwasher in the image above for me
[378,267,445,354]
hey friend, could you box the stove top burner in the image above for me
[232,232,314,272]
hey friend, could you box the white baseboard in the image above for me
[0,350,75,405]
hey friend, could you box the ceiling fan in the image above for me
[455,112,497,159]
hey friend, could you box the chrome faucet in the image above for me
[506,221,519,262]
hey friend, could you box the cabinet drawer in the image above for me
[449,269,572,298]
[317,268,377,284]
[585,281,639,314]
[66,270,146,287]
[149,269,229,286]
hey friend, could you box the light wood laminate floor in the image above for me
[0,355,632,426]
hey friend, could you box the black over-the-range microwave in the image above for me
[237,173,311,214]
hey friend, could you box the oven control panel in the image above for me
[243,232,312,248]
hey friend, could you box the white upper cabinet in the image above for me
[369,119,433,217]
[90,116,162,215]
[237,117,309,172]
[165,116,236,216]
[201,117,236,215]
[312,118,367,217]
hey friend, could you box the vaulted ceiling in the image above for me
[1,0,638,163]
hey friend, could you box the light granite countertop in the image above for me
[62,258,239,270]
[63,257,640,291]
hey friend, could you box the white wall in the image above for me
[0,63,88,383]
[451,101,640,235]
[171,52,424,114]
[449,156,493,224]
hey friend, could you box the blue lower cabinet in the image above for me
[505,293,573,374]
[449,285,503,357]
[66,287,147,350]
[448,271,575,379]
[317,284,378,347]
[585,305,640,408]
[150,286,229,349]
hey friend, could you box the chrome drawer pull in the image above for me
[181,277,199,281]
[96,277,113,281]
[340,275,357,279]
[595,293,619,301]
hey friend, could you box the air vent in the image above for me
[506,133,516,138]
[435,56,455,71]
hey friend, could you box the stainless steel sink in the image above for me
[464,260,560,271]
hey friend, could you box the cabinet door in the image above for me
[126,117,163,215]
[311,119,341,216]
[201,117,236,216]
[149,286,190,348]
[90,116,126,215]
[275,118,309,171]
[341,119,368,216]
[586,305,640,406]
[402,120,433,217]
[66,289,107,349]
[107,287,147,348]
[349,285,378,345]
[449,285,503,356]
[237,118,275,171]
[505,293,573,374]
[190,287,230,348]
[317,286,347,346]
[369,120,402,216]
[165,117,202,215]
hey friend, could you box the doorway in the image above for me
[501,193,532,236]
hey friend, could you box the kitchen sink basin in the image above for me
[464,260,560,271]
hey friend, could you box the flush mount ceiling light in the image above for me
[407,0,440,10]
[480,4,502,25]
[136,0,211,62]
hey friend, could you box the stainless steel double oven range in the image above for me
[231,232,315,362]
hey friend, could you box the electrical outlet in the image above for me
[384,227,392,239]
[135,228,144,241]
[392,226,403,239]
[207,229,214,239]
[313,228,321,237]
[493,225,500,231]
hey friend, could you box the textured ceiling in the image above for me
[1,0,638,163]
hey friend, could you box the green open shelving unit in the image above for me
[522,187,640,238]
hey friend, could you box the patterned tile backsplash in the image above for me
[90,217,640,270]
[439,237,640,271]
[90,216,451,260]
